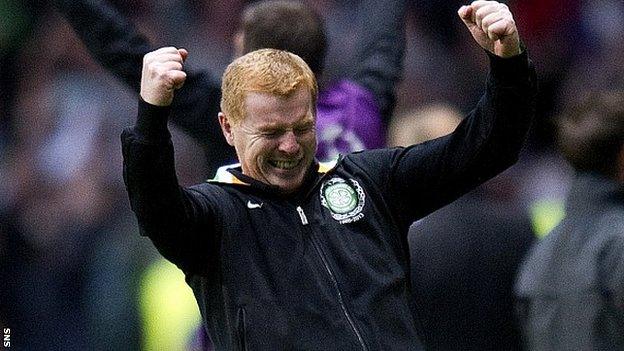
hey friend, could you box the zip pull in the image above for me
[296,206,309,225]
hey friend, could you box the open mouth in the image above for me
[268,158,302,170]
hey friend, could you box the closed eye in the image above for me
[294,123,314,135]
[261,130,282,139]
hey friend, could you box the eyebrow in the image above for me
[257,116,314,132]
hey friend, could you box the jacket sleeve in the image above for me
[345,51,536,230]
[121,100,223,274]
[350,0,407,120]
[53,0,148,92]
[54,0,233,173]
[389,51,537,227]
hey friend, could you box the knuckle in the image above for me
[503,18,514,27]
[507,12,515,22]
[167,70,181,79]
[146,64,159,76]
[154,65,169,79]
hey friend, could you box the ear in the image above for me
[233,31,245,58]
[218,112,235,146]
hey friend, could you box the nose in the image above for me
[278,131,300,155]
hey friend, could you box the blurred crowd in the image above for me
[1,0,623,350]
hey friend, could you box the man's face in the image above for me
[222,87,317,194]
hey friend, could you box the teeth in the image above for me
[270,159,299,170]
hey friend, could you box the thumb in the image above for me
[178,48,189,62]
[173,71,187,90]
[457,5,475,29]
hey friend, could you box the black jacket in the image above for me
[409,189,535,350]
[121,52,536,350]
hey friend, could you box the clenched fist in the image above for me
[140,47,188,106]
[458,1,521,58]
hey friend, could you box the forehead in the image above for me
[243,87,314,127]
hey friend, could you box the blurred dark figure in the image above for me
[516,91,624,350]
[410,187,534,350]
[509,0,582,150]
[391,104,535,350]
[409,0,464,46]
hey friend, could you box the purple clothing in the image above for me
[191,327,213,351]
[316,80,385,161]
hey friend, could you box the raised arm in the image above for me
[53,0,149,91]
[392,54,534,226]
[121,47,222,274]
[54,0,234,173]
[346,1,536,230]
[394,1,532,222]
[350,0,407,120]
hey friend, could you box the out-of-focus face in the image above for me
[221,87,317,194]
[233,31,245,58]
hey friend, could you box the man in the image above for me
[54,0,406,173]
[123,1,536,349]
[55,1,404,348]
[515,91,624,350]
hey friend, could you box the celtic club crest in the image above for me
[320,177,365,224]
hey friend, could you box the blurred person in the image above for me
[121,1,536,348]
[5,164,137,350]
[515,91,624,350]
[508,0,582,149]
[0,12,166,349]
[410,185,534,351]
[390,103,535,350]
[53,0,407,173]
[558,1,624,111]
[387,103,462,147]
[516,0,624,240]
[517,0,624,240]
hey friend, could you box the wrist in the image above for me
[134,98,172,141]
[487,45,532,86]
[140,89,173,107]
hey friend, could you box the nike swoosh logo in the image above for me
[247,200,263,209]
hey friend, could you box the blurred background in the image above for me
[1,0,623,350]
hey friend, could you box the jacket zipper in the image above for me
[296,206,308,225]
[296,206,368,351]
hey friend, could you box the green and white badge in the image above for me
[320,177,365,224]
